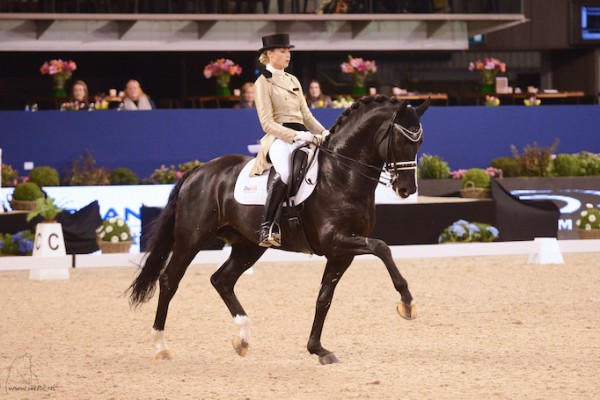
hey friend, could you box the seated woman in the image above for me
[306,79,332,109]
[233,82,256,109]
[122,79,156,110]
[71,80,89,109]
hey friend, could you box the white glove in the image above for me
[321,129,331,138]
[294,131,315,143]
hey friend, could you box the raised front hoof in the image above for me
[396,302,417,320]
[232,335,249,357]
[154,349,173,360]
[318,352,340,365]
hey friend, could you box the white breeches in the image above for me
[268,138,305,184]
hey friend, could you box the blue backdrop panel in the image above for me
[1,106,599,178]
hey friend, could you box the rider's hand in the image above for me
[294,131,315,143]
[321,129,331,138]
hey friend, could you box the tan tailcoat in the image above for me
[250,70,326,176]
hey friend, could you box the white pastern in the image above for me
[151,328,169,353]
[233,315,252,342]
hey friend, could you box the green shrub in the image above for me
[12,182,44,201]
[489,157,521,177]
[511,140,559,177]
[109,168,139,185]
[576,152,600,176]
[418,154,450,179]
[28,166,60,186]
[461,168,491,189]
[63,149,110,186]
[178,160,204,173]
[552,154,580,177]
[149,165,178,184]
[1,163,19,187]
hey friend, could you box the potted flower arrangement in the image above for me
[524,96,541,106]
[331,95,355,109]
[458,167,500,199]
[203,58,243,96]
[1,163,19,187]
[468,57,506,94]
[26,197,63,223]
[25,196,66,259]
[10,182,44,211]
[340,55,377,96]
[39,59,77,98]
[575,203,600,239]
[438,219,500,243]
[0,231,35,256]
[485,95,500,106]
[149,164,178,184]
[96,217,133,253]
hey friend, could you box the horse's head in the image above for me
[378,99,428,198]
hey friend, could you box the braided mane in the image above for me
[329,95,401,135]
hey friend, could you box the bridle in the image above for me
[319,109,423,187]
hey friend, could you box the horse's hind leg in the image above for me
[151,245,198,360]
[307,256,353,365]
[210,240,266,357]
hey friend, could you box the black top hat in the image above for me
[258,33,295,53]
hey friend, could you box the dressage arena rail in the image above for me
[0,240,598,272]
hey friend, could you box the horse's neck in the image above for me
[319,115,386,198]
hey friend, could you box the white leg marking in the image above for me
[151,328,170,354]
[233,315,252,342]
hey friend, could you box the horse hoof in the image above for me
[396,302,417,320]
[232,335,249,357]
[154,349,173,360]
[319,352,340,365]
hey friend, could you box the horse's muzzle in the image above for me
[396,187,414,199]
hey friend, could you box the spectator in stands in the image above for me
[71,80,89,104]
[233,82,256,109]
[306,79,332,108]
[122,79,155,110]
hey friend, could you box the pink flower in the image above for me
[39,59,77,75]
[468,57,506,73]
[203,58,242,79]
[341,55,377,76]
[485,167,501,177]
[450,169,467,179]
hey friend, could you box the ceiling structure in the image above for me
[0,12,528,52]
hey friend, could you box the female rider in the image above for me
[251,33,330,247]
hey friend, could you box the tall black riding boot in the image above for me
[259,173,288,247]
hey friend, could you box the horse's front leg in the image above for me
[330,236,416,320]
[307,256,353,365]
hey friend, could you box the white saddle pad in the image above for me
[234,152,319,206]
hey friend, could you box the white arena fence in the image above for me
[0,240,598,272]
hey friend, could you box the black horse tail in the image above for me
[128,169,196,307]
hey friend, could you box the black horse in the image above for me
[129,96,428,365]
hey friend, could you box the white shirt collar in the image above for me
[267,64,285,77]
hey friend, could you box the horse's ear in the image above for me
[415,98,431,117]
[397,99,409,114]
